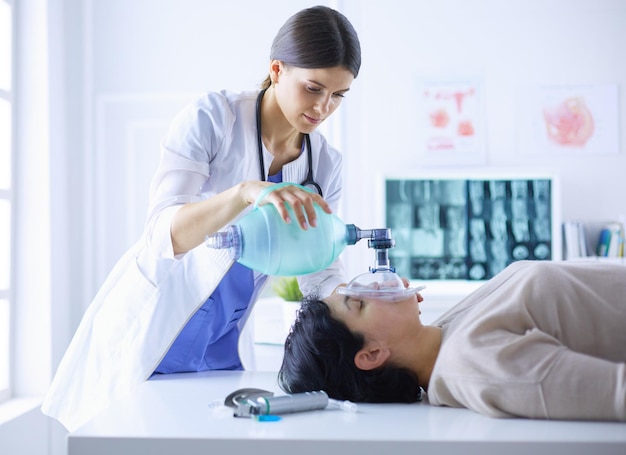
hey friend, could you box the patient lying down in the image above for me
[278,260,626,421]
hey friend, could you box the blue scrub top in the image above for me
[154,171,284,374]
[154,261,254,373]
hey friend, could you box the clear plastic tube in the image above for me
[327,398,358,413]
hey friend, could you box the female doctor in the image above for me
[42,5,361,432]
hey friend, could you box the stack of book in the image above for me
[595,222,625,258]
[562,220,625,260]
[562,221,589,259]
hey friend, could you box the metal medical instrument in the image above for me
[225,388,330,418]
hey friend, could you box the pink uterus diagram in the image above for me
[542,96,595,147]
[425,86,476,151]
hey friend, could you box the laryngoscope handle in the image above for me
[252,391,329,415]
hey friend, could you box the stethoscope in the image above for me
[256,88,323,197]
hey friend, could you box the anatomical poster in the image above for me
[417,78,485,165]
[521,84,620,155]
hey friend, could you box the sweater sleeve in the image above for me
[538,343,626,421]
[431,327,626,421]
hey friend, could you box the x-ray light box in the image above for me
[380,169,562,282]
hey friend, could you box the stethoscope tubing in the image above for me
[255,88,323,197]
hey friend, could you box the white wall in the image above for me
[3,1,626,454]
[338,0,626,278]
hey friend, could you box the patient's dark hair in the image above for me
[278,295,422,403]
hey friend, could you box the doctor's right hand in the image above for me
[243,181,332,231]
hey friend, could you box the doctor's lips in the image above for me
[304,114,323,125]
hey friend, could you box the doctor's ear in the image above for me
[268,59,284,85]
[354,345,390,371]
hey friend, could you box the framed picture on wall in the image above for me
[517,83,620,156]
[380,169,561,282]
[416,77,486,166]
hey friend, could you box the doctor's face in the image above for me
[273,63,354,134]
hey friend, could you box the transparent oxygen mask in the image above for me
[336,227,424,302]
[337,270,425,302]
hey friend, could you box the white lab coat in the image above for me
[41,90,346,431]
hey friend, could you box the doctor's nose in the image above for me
[314,95,333,116]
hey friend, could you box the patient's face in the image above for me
[324,292,422,344]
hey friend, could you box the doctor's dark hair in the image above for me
[278,295,422,404]
[261,5,361,89]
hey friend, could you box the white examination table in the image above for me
[68,370,626,455]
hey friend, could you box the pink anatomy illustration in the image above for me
[457,120,474,136]
[424,84,478,152]
[429,108,450,128]
[542,97,595,147]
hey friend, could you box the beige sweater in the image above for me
[428,260,626,421]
